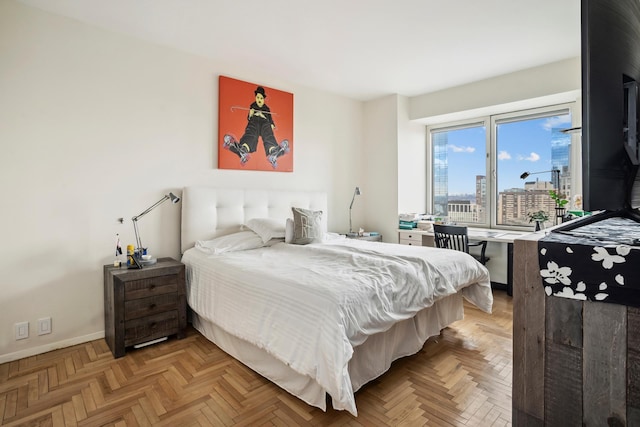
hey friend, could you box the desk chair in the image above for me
[433,224,490,265]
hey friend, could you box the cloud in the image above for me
[498,150,511,160]
[543,115,572,131]
[517,152,541,162]
[449,144,475,153]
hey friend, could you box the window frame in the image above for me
[426,102,579,230]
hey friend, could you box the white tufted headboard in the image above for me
[180,186,328,253]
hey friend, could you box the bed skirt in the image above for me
[190,291,464,414]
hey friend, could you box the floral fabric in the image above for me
[537,216,640,307]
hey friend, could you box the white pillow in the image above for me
[195,231,264,254]
[285,218,294,243]
[323,232,346,241]
[245,218,286,244]
[264,236,285,246]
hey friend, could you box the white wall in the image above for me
[360,94,425,242]
[0,1,364,362]
[409,57,582,125]
[361,95,400,241]
[397,96,427,214]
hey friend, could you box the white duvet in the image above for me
[181,238,492,416]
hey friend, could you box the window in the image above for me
[432,122,488,224]
[428,104,577,229]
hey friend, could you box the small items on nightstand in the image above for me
[114,234,124,267]
[346,231,382,242]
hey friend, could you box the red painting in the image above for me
[218,76,294,171]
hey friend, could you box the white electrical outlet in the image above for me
[38,317,52,335]
[15,321,29,340]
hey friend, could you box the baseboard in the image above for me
[0,331,105,364]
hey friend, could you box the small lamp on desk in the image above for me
[131,192,181,268]
[349,186,361,236]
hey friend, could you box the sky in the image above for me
[443,113,572,195]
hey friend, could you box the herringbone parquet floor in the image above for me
[0,291,512,426]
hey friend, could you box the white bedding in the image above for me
[182,237,492,416]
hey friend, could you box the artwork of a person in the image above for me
[223,86,289,168]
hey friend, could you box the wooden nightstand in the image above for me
[103,257,187,358]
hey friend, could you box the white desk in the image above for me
[397,227,531,296]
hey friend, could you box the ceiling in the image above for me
[16,0,581,101]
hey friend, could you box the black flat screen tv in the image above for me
[581,0,640,213]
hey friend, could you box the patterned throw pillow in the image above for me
[291,207,323,245]
[285,218,294,243]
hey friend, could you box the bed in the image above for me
[180,186,493,416]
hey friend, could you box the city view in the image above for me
[432,112,573,228]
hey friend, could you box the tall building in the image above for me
[499,182,556,226]
[432,131,449,216]
[475,175,486,223]
[551,127,572,198]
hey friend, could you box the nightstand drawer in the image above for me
[124,310,179,346]
[125,275,178,300]
[124,293,178,320]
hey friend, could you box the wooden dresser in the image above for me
[103,257,186,358]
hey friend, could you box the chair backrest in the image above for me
[433,224,469,253]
